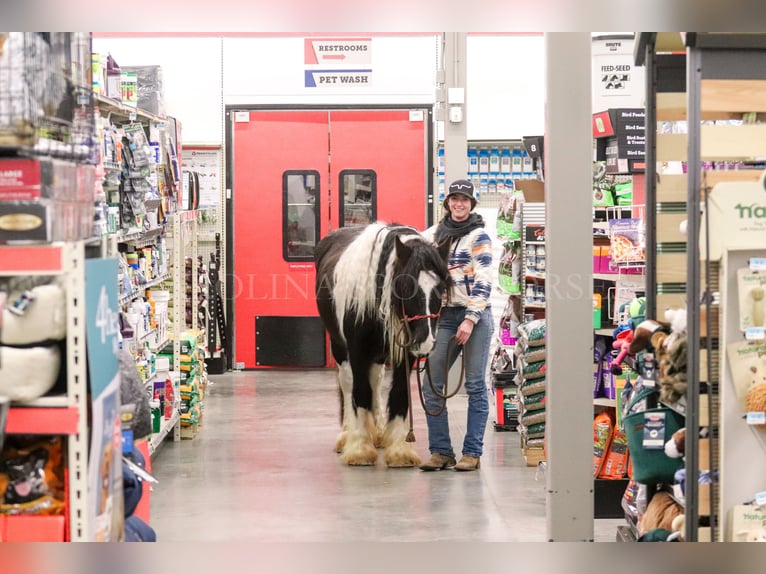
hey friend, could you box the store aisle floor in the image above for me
[148,370,622,542]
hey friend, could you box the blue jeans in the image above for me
[422,306,493,459]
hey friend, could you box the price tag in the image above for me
[749,258,766,272]
[745,328,766,341]
[746,411,766,426]
[642,411,666,449]
[755,491,766,508]
[642,354,656,388]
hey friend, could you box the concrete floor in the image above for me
[147,369,623,542]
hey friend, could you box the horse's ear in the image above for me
[394,236,412,264]
[437,239,450,262]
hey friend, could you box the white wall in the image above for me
[466,34,546,140]
[93,34,548,145]
[92,37,224,145]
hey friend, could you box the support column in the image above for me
[441,32,468,191]
[544,32,595,541]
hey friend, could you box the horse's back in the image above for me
[314,226,365,270]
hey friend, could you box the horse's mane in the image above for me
[331,222,447,330]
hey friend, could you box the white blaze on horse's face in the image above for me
[409,270,443,357]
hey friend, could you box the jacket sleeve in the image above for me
[464,230,493,324]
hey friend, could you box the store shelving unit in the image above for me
[1,242,90,541]
[93,88,189,459]
[520,202,546,320]
[635,31,766,543]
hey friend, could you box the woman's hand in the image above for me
[455,319,474,346]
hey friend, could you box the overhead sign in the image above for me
[305,69,373,88]
[591,35,644,113]
[304,37,372,65]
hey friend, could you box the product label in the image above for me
[0,159,42,200]
[746,411,766,425]
[642,411,666,449]
[745,327,766,341]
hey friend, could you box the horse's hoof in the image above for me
[341,445,378,466]
[387,461,418,468]
[346,460,376,466]
[385,452,422,468]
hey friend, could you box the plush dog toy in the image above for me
[665,428,685,459]
[658,309,688,404]
[609,329,634,375]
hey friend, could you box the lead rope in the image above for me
[415,337,465,417]
[393,305,466,438]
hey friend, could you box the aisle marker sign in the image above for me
[304,37,372,65]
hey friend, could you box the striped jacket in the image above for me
[422,224,493,324]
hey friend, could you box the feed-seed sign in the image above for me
[591,36,644,113]
[304,37,373,88]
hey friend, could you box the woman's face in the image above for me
[447,194,472,222]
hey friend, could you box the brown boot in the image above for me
[454,455,480,471]
[419,453,457,471]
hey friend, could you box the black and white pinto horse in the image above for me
[315,222,451,467]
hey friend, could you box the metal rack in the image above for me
[0,33,95,162]
[636,31,766,543]
[1,242,90,541]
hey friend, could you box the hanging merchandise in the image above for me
[726,340,766,413]
[467,147,479,178]
[181,170,200,210]
[511,147,522,179]
[496,189,517,239]
[205,233,229,374]
[478,147,489,175]
[620,382,685,485]
[736,267,766,331]
[489,147,500,175]
[500,148,512,175]
[498,242,522,295]
[592,161,616,207]
[522,149,535,179]
[728,504,766,541]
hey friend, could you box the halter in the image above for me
[393,302,441,350]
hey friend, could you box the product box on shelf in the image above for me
[599,246,615,273]
[122,66,165,117]
[0,158,73,201]
[120,72,138,108]
[592,108,645,174]
[0,158,95,243]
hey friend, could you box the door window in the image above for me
[339,170,376,227]
[283,171,320,261]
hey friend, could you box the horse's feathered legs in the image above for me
[383,355,421,468]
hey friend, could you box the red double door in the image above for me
[230,108,432,368]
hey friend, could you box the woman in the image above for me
[420,179,494,471]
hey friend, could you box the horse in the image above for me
[314,222,451,467]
